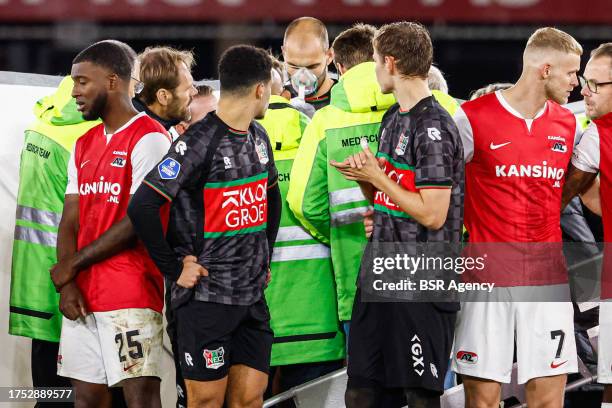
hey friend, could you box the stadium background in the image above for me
[1,0,611,100]
[0,1,610,406]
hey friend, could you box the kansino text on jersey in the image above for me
[372,279,495,293]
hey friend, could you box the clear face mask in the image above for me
[290,67,318,99]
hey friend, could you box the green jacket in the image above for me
[287,62,460,321]
[258,95,344,365]
[9,77,98,342]
[259,95,345,365]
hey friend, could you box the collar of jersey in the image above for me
[103,111,146,137]
[495,90,547,121]
[398,95,434,115]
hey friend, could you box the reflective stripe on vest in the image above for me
[276,226,313,242]
[16,205,61,227]
[330,206,371,227]
[272,244,331,263]
[14,225,57,247]
[329,187,366,208]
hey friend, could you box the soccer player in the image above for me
[127,45,281,408]
[452,27,583,408]
[562,42,612,408]
[332,22,464,408]
[50,40,171,407]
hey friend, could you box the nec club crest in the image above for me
[395,132,409,156]
[255,139,269,164]
[203,347,225,369]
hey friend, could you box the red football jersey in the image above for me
[458,92,578,286]
[73,113,170,312]
[573,112,612,299]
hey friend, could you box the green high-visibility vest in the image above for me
[258,95,345,366]
[287,62,460,321]
[9,77,99,342]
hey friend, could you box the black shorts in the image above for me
[347,289,456,394]
[176,297,273,381]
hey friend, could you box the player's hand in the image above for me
[330,143,385,185]
[59,281,87,320]
[50,257,78,292]
[177,255,209,288]
[363,209,374,238]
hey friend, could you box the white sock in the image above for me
[601,403,612,407]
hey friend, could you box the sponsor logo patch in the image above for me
[456,351,478,364]
[551,142,567,153]
[427,127,441,141]
[158,158,181,180]
[111,157,126,168]
[411,334,424,377]
[175,141,187,156]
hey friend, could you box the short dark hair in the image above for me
[374,22,432,79]
[138,46,195,105]
[73,40,135,81]
[218,45,272,95]
[332,23,376,70]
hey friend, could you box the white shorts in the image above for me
[598,301,612,384]
[57,308,163,386]
[452,287,577,384]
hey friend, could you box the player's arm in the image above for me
[264,135,281,258]
[332,147,451,229]
[332,120,457,230]
[580,176,601,216]
[562,164,598,210]
[128,131,208,288]
[562,123,601,210]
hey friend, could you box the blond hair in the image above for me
[526,27,582,56]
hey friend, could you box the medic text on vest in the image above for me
[341,133,379,148]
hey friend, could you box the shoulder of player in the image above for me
[546,100,577,121]
[458,92,497,116]
[176,116,219,148]
[412,102,458,136]
[582,121,600,140]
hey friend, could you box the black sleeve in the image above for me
[266,182,281,260]
[128,183,183,281]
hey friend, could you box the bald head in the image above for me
[283,17,329,52]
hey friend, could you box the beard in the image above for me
[82,92,107,121]
[168,96,192,122]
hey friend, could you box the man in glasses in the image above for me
[282,17,335,111]
[133,46,197,141]
[562,42,612,408]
